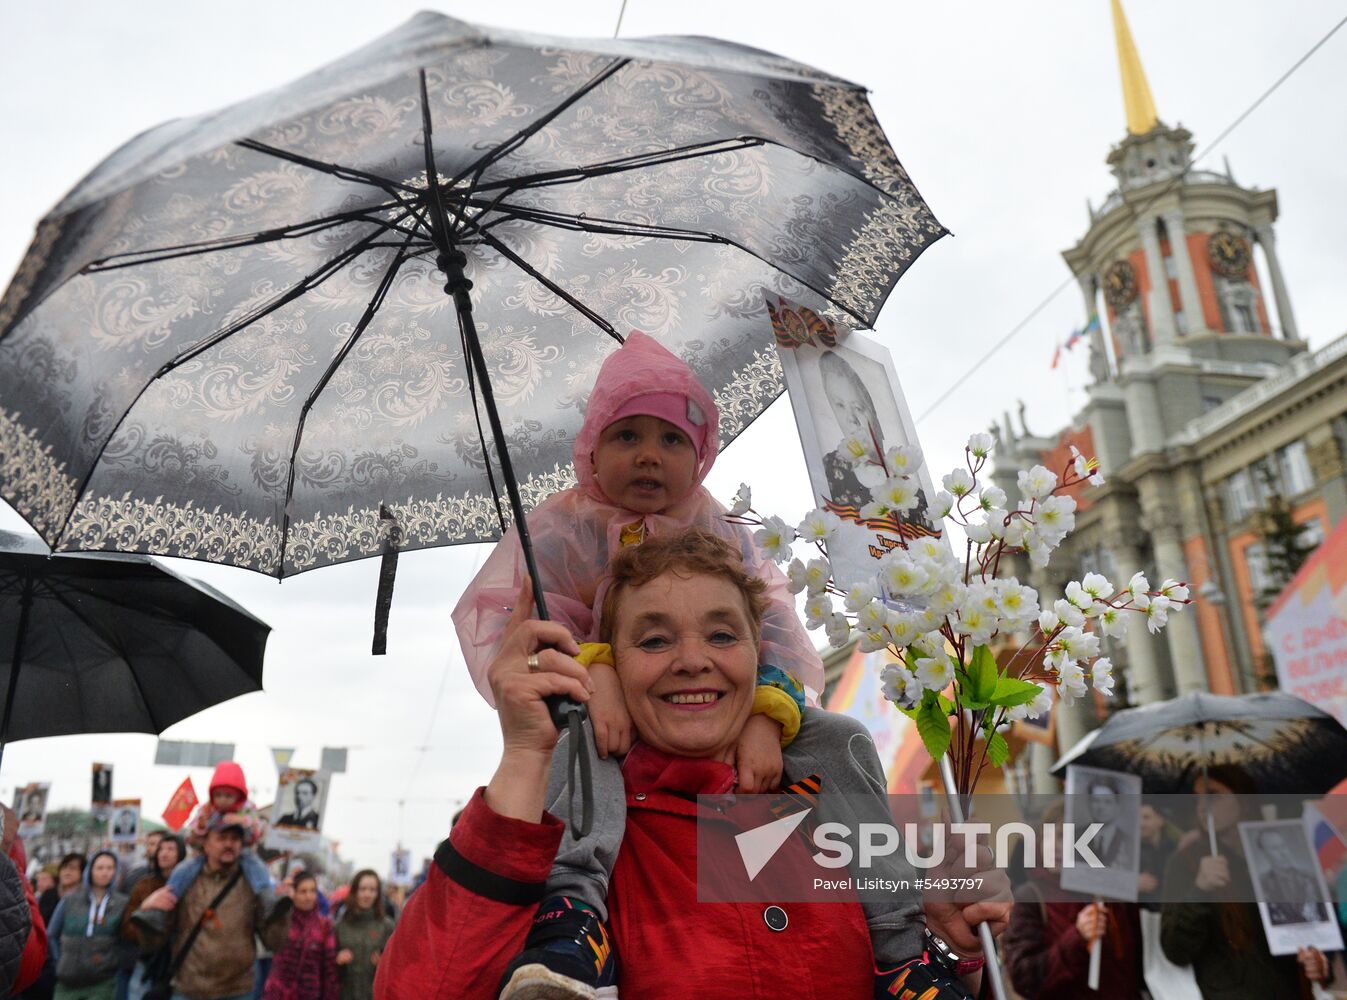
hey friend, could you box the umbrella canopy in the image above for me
[0,530,269,760]
[1052,691,1347,795]
[0,11,945,578]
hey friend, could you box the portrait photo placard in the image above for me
[777,327,943,591]
[109,799,141,844]
[91,763,113,809]
[13,782,50,838]
[389,848,413,888]
[266,768,330,853]
[1060,765,1142,902]
[1239,819,1344,956]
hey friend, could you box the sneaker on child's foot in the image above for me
[874,958,974,1000]
[498,897,617,1000]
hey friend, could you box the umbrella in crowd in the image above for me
[0,530,269,770]
[0,10,944,588]
[1052,690,1347,795]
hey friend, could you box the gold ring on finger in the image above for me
[527,652,541,672]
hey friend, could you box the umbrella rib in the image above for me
[473,229,622,342]
[235,139,419,199]
[448,56,632,198]
[53,217,408,547]
[81,203,407,274]
[277,233,414,575]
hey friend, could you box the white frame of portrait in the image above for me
[388,847,413,887]
[1238,818,1344,956]
[776,330,943,590]
[13,782,50,838]
[1060,764,1143,902]
[108,798,141,845]
[265,766,331,853]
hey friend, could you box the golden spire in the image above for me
[1111,0,1159,135]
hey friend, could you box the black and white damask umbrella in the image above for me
[0,12,943,586]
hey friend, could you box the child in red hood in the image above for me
[162,761,274,906]
[456,333,936,1000]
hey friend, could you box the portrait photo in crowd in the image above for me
[1239,819,1344,956]
[12,782,49,837]
[1061,764,1142,901]
[109,798,141,844]
[389,847,413,888]
[777,325,943,590]
[266,767,330,852]
[91,762,113,808]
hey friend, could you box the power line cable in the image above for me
[614,0,630,38]
[915,10,1347,423]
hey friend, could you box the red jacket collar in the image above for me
[622,742,735,796]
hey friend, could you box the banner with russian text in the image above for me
[1266,516,1347,726]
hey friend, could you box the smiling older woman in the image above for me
[377,531,1008,1000]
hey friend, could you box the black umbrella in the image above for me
[1052,690,1347,795]
[0,530,268,770]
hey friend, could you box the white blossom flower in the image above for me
[915,656,955,693]
[755,516,796,563]
[803,557,831,595]
[911,632,946,660]
[869,476,919,514]
[1003,517,1030,548]
[825,613,852,648]
[1017,465,1058,502]
[978,486,1007,511]
[885,445,922,476]
[856,599,888,630]
[943,468,975,497]
[1010,685,1053,721]
[1053,598,1086,629]
[1144,600,1169,634]
[1070,445,1106,487]
[967,433,995,459]
[1057,661,1088,705]
[803,593,833,629]
[1127,572,1150,601]
[843,581,879,613]
[1056,626,1100,662]
[965,520,993,544]
[955,602,998,646]
[881,663,916,707]
[885,611,921,648]
[855,462,887,489]
[997,582,1040,626]
[1098,605,1128,638]
[841,435,875,466]
[1081,573,1113,601]
[1159,579,1191,602]
[882,554,928,596]
[1091,657,1115,696]
[785,558,809,594]
[1064,581,1091,609]
[797,509,843,544]
[729,483,752,517]
[933,491,956,520]
[1036,495,1077,539]
[1039,608,1061,634]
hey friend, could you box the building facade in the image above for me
[990,0,1347,788]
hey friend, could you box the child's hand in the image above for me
[587,663,632,759]
[733,714,784,793]
[336,949,354,966]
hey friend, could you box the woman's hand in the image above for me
[485,578,593,822]
[1075,902,1108,944]
[588,663,633,759]
[732,714,784,793]
[1136,872,1159,895]
[1194,855,1230,892]
[1297,946,1329,983]
[335,949,354,966]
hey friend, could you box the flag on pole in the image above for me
[1050,343,1062,369]
[162,777,199,832]
[272,747,295,773]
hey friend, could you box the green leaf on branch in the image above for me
[916,699,952,759]
[991,677,1044,708]
[987,731,1010,767]
[968,645,999,704]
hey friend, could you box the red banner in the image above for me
[161,777,199,832]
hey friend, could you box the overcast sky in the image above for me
[1,1,1343,873]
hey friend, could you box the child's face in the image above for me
[212,789,242,811]
[593,415,698,514]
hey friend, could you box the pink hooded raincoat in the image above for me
[452,331,824,704]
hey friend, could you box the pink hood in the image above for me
[572,331,720,504]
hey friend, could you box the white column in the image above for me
[1122,373,1165,456]
[1077,272,1110,383]
[1148,525,1208,695]
[1253,223,1299,341]
[1137,216,1177,346]
[1162,208,1205,336]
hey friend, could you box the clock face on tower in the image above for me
[1103,260,1138,309]
[1208,231,1251,279]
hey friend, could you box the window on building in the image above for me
[1277,440,1315,496]
[1245,542,1272,596]
[1232,304,1256,333]
[1223,468,1257,523]
[1202,395,1223,413]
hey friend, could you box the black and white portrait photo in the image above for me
[1239,819,1343,956]
[777,329,942,589]
[266,768,330,852]
[13,783,49,837]
[1061,765,1142,902]
[109,799,141,844]
[91,763,112,806]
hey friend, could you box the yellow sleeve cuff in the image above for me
[576,642,614,668]
[753,684,802,747]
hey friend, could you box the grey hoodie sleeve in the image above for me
[0,851,33,996]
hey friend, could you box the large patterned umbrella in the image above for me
[1052,691,1347,794]
[0,11,944,584]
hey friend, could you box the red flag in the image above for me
[162,777,199,832]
